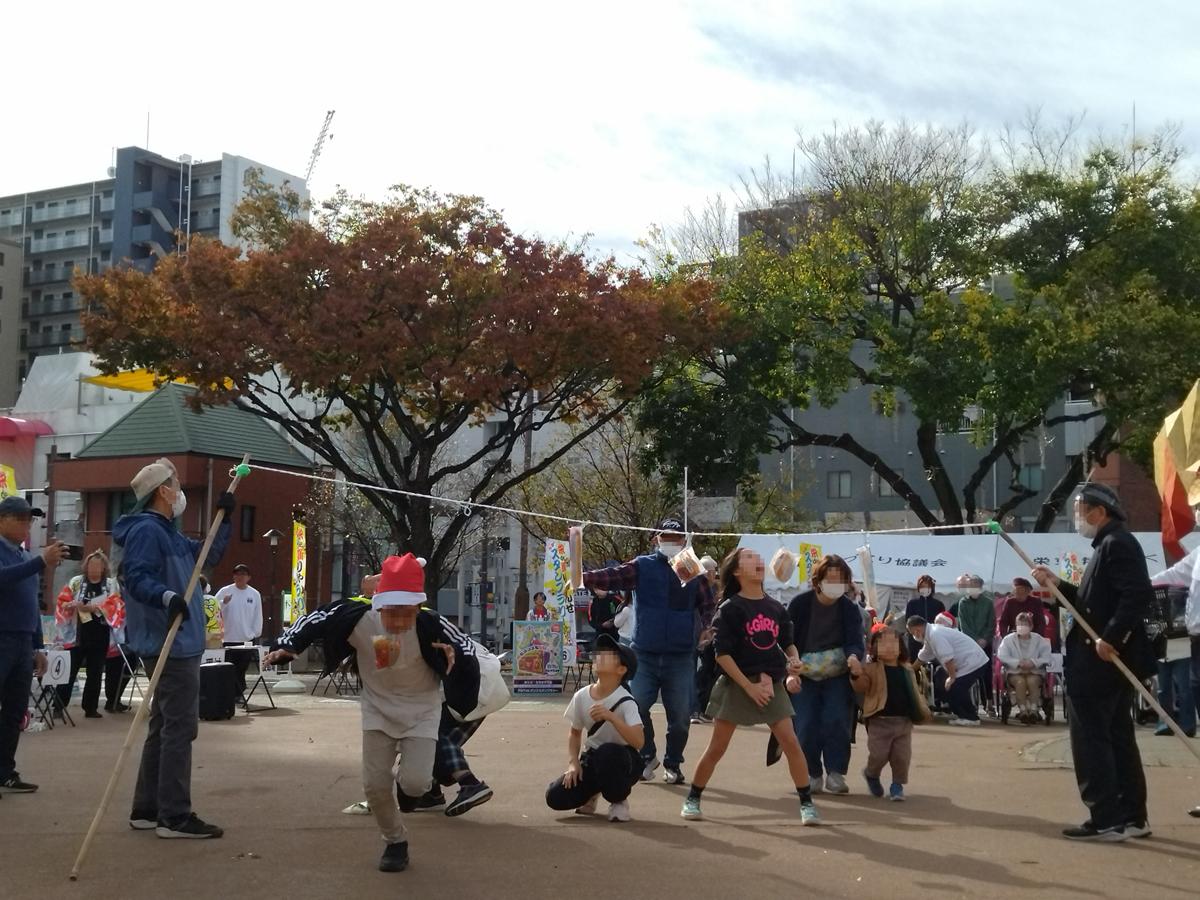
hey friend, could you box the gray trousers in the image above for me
[133,654,201,823]
[362,730,436,844]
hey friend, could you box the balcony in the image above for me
[28,297,84,318]
[26,327,85,350]
[31,202,92,223]
[100,196,115,212]
[29,233,90,253]
[25,268,76,287]
[193,179,221,197]
[97,228,113,244]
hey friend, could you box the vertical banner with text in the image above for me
[286,521,307,625]
[542,538,578,667]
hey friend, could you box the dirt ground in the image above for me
[5,685,1200,900]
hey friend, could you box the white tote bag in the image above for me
[463,641,510,722]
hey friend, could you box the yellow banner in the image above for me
[0,465,17,500]
[797,542,823,586]
[287,522,307,623]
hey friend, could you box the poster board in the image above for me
[512,620,564,694]
[542,539,578,667]
[287,522,307,625]
[42,649,71,686]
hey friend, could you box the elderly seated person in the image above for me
[996,612,1052,724]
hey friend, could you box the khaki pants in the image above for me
[362,729,436,844]
[864,715,913,784]
[1007,672,1044,714]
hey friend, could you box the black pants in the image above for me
[694,643,718,715]
[0,633,34,782]
[1066,686,1148,829]
[104,650,138,708]
[546,743,640,809]
[59,641,108,713]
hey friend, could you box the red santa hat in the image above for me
[371,553,427,609]
[934,611,956,628]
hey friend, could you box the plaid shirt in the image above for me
[583,557,717,631]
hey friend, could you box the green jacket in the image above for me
[956,593,996,644]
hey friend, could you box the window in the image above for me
[61,323,72,332]
[240,505,256,541]
[827,471,852,499]
[1068,381,1095,403]
[1016,467,1044,492]
[879,477,896,498]
[106,490,138,530]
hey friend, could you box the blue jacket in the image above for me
[114,510,231,659]
[0,536,46,649]
[632,553,705,654]
[787,590,866,664]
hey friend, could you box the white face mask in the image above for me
[172,489,187,519]
[918,587,932,597]
[964,588,982,599]
[658,541,684,559]
[1016,624,1032,637]
[1074,510,1098,540]
[820,582,847,600]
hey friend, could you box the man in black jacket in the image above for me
[1033,483,1155,843]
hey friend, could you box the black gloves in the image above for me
[216,491,236,515]
[166,592,190,624]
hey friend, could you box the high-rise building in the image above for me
[0,237,21,406]
[0,146,307,391]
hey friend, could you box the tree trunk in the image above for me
[1033,422,1118,532]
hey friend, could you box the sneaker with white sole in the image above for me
[129,810,158,830]
[888,783,906,802]
[575,795,599,815]
[155,813,223,839]
[681,797,703,820]
[641,758,661,782]
[824,772,849,794]
[445,781,493,817]
[809,775,824,794]
[608,800,631,822]
[948,717,982,728]
[800,800,822,826]
[1124,820,1152,839]
[341,801,372,815]
[663,767,686,785]
[0,774,38,793]
[1062,823,1127,842]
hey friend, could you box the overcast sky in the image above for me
[4,0,1196,261]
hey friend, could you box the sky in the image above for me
[3,0,1198,262]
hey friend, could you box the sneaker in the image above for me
[948,718,981,728]
[825,772,849,794]
[1189,807,1200,819]
[800,800,822,826]
[888,783,906,802]
[341,801,372,815]
[445,781,493,817]
[862,769,884,798]
[696,713,714,724]
[809,775,824,795]
[690,714,704,724]
[607,800,631,822]
[0,775,38,793]
[156,813,223,839]
[641,757,661,782]
[1062,823,1128,842]
[84,710,103,719]
[663,767,686,785]
[379,841,409,873]
[413,787,446,811]
[575,794,599,816]
[680,797,703,820]
[1125,820,1152,839]
[1154,724,1171,736]
[129,810,158,830]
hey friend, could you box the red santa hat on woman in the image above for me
[371,553,427,609]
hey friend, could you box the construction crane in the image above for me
[305,110,336,184]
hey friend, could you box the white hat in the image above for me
[130,458,178,512]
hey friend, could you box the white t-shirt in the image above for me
[215,583,263,643]
[918,623,988,678]
[348,611,441,740]
[614,604,635,641]
[564,683,643,750]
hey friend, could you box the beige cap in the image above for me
[130,458,178,511]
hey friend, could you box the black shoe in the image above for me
[379,841,409,873]
[1190,807,1200,819]
[129,810,158,830]
[85,710,103,719]
[1062,823,1127,842]
[112,703,130,713]
[0,775,38,793]
[156,813,223,839]
[396,786,420,813]
[413,787,446,812]
[662,767,686,785]
[445,781,493,817]
[1125,820,1152,839]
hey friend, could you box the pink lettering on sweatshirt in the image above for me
[745,613,779,650]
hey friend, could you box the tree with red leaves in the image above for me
[79,179,718,599]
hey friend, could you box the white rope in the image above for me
[241,462,999,539]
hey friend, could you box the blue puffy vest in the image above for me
[632,553,697,654]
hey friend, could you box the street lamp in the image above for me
[263,528,284,640]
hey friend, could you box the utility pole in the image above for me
[514,424,534,620]
[479,516,491,646]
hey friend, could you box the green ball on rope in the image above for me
[231,463,252,478]
[986,520,1002,534]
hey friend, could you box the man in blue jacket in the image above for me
[0,496,68,795]
[583,517,714,786]
[114,458,233,839]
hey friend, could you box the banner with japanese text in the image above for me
[286,522,307,625]
[542,538,578,666]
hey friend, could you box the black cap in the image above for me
[593,632,637,682]
[0,496,44,518]
[657,516,684,534]
[1078,483,1126,521]
[232,563,251,574]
